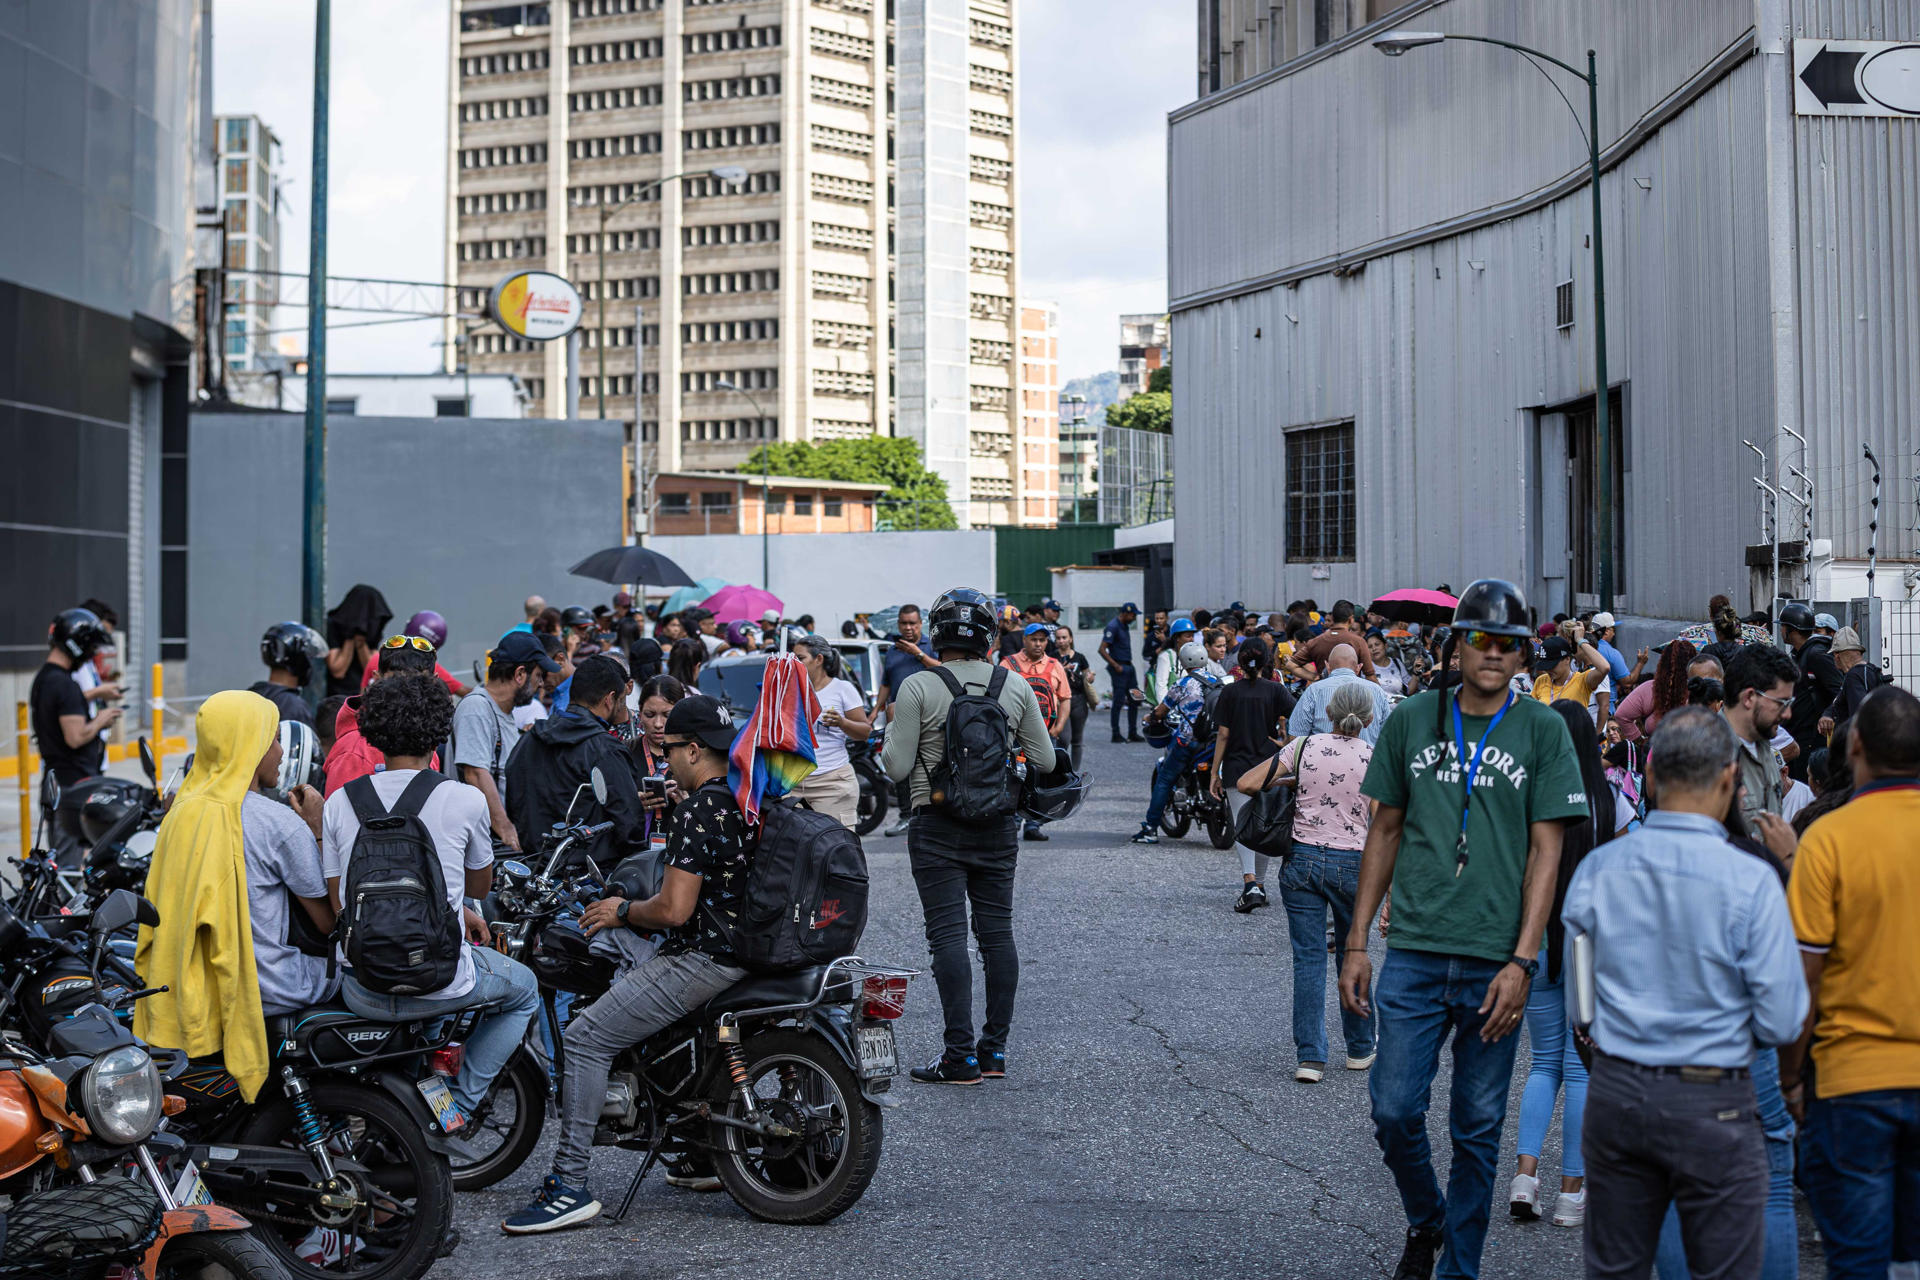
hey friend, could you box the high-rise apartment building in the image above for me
[216,114,283,372]
[1117,312,1168,397]
[446,0,1035,526]
[1017,301,1057,525]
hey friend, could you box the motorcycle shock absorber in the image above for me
[716,1023,757,1115]
[282,1065,340,1184]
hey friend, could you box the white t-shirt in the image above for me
[321,770,493,1001]
[513,700,549,732]
[242,791,339,1015]
[1781,778,1814,824]
[811,678,864,772]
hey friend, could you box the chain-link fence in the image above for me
[1098,426,1173,528]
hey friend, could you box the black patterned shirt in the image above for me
[660,779,754,961]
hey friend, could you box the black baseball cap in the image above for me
[495,630,560,672]
[1536,637,1573,671]
[664,694,740,753]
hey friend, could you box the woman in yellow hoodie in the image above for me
[135,688,308,1102]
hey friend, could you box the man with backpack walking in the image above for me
[502,694,756,1234]
[1131,642,1222,846]
[880,587,1055,1085]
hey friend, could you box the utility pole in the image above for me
[300,0,331,702]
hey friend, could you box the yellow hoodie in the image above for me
[134,689,277,1101]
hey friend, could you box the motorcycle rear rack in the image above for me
[714,956,921,1030]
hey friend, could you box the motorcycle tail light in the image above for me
[859,976,908,1021]
[430,1046,465,1077]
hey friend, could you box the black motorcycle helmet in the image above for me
[529,918,614,995]
[926,587,997,657]
[1778,602,1817,638]
[1020,753,1088,825]
[261,620,327,684]
[561,606,595,631]
[1449,579,1533,639]
[49,608,112,662]
[77,778,147,845]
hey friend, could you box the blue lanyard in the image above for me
[1450,689,1515,878]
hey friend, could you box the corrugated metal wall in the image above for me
[994,525,1118,606]
[1792,0,1920,561]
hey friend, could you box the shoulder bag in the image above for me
[1233,736,1308,859]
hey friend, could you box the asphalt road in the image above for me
[434,735,1602,1279]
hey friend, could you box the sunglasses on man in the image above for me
[1461,630,1524,655]
[381,634,436,653]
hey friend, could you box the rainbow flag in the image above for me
[728,654,820,827]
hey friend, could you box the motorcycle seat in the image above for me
[267,1001,366,1052]
[703,966,855,1015]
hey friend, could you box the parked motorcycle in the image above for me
[11,740,172,920]
[1154,750,1236,849]
[849,727,888,838]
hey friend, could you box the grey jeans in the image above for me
[1583,1052,1768,1280]
[550,948,746,1189]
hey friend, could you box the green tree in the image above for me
[1146,365,1171,394]
[739,436,958,530]
[1105,390,1171,434]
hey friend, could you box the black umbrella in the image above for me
[567,544,698,588]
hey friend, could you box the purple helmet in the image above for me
[725,620,760,649]
[404,610,449,648]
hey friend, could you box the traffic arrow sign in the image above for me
[1795,39,1920,117]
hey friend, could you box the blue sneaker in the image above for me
[500,1176,601,1235]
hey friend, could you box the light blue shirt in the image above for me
[1594,636,1631,683]
[1561,811,1808,1068]
[1286,668,1394,745]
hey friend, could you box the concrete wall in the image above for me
[187,413,624,698]
[643,530,995,634]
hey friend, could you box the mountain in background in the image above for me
[1059,370,1121,427]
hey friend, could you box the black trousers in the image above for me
[908,808,1019,1059]
[1109,663,1139,738]
[1066,701,1088,770]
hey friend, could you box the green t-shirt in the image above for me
[1361,688,1590,963]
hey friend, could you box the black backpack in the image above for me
[925,666,1020,823]
[1190,674,1226,742]
[721,795,869,974]
[336,773,463,996]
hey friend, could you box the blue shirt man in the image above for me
[1589,612,1632,683]
[1288,664,1394,745]
[1101,603,1140,742]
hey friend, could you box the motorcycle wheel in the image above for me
[709,1028,882,1226]
[155,1230,295,1280]
[1205,806,1237,850]
[231,1081,453,1280]
[1159,806,1192,839]
[450,1047,548,1191]
[853,759,888,837]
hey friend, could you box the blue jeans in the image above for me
[342,946,541,1115]
[1653,1048,1797,1280]
[1279,842,1371,1065]
[1515,949,1587,1179]
[1143,739,1203,829]
[1800,1086,1920,1278]
[1369,949,1522,1280]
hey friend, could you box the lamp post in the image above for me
[1374,31,1614,614]
[1063,393,1088,525]
[715,378,771,591]
[591,165,746,421]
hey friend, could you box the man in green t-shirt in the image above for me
[1337,580,1589,1280]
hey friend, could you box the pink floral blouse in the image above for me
[1279,732,1374,852]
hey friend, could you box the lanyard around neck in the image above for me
[1451,689,1516,878]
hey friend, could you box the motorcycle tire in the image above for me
[232,1081,453,1280]
[709,1028,883,1226]
[450,1047,548,1191]
[853,759,888,838]
[1205,809,1237,850]
[155,1229,295,1280]
[1159,807,1192,839]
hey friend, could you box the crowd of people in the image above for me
[23,573,1916,1272]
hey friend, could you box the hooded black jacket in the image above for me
[504,707,646,866]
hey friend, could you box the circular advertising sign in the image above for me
[488,271,584,341]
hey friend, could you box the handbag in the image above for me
[1233,737,1307,859]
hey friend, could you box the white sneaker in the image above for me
[1345,1052,1376,1070]
[1551,1189,1587,1227]
[1294,1063,1324,1083]
[1508,1173,1541,1220]
[883,817,911,837]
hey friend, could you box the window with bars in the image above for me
[571,0,660,15]
[969,63,1012,93]
[810,124,872,156]
[575,276,661,301]
[458,143,548,169]
[809,76,872,107]
[1284,422,1356,562]
[810,222,873,251]
[568,85,664,113]
[683,221,780,247]
[970,18,1012,47]
[811,270,868,300]
[685,123,780,150]
[969,156,1012,184]
[685,75,781,101]
[459,95,549,122]
[681,318,779,343]
[968,109,1013,137]
[459,189,547,215]
[684,269,779,294]
[570,38,664,65]
[810,28,873,60]
[811,173,874,204]
[567,133,663,160]
[566,231,661,256]
[685,25,781,53]
[460,49,551,77]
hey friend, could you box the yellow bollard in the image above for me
[16,702,31,858]
[150,663,165,781]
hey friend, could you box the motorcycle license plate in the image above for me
[856,1024,897,1080]
[417,1073,467,1134]
[172,1160,214,1207]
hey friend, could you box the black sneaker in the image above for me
[910,1054,983,1085]
[661,1153,722,1193]
[1111,733,1127,743]
[1126,734,1147,743]
[1129,827,1160,845]
[1391,1226,1444,1280]
[978,1050,1006,1079]
[1234,883,1270,913]
[1023,825,1049,841]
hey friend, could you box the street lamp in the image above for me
[1063,393,1088,525]
[714,377,771,591]
[591,164,747,421]
[1373,31,1616,614]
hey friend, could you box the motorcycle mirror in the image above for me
[136,896,160,927]
[89,889,142,936]
[590,766,609,807]
[563,781,590,823]
[138,737,155,783]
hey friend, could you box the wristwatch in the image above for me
[1508,955,1540,979]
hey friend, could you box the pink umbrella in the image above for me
[701,584,786,625]
[1370,588,1459,627]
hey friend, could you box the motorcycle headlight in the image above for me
[80,1045,162,1144]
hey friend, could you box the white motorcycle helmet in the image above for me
[1178,641,1210,672]
[271,719,322,802]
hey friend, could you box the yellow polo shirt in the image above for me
[1789,782,1920,1098]
[1532,666,1605,709]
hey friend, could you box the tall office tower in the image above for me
[215,115,283,372]
[446,0,1031,526]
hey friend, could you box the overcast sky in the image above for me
[213,0,1189,383]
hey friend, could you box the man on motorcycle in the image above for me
[502,694,752,1235]
[504,654,646,865]
[321,636,445,796]
[1131,642,1220,845]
